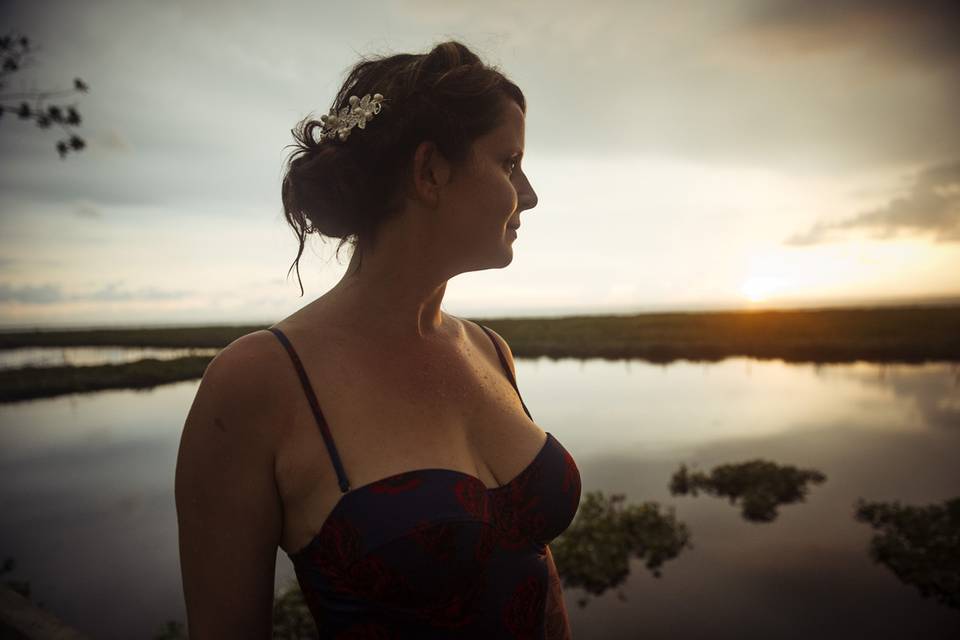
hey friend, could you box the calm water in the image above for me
[1,354,958,638]
[0,346,220,370]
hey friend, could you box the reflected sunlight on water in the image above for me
[525,358,959,457]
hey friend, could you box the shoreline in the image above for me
[2,305,958,403]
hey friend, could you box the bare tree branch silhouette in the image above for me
[0,31,89,159]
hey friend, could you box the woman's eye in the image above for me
[505,158,518,174]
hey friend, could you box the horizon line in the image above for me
[1,293,959,333]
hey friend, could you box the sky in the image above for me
[1,0,958,329]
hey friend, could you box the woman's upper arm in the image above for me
[175,332,284,639]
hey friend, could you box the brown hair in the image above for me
[280,40,526,296]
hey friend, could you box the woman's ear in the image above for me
[410,140,451,206]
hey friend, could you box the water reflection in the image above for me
[855,496,960,611]
[549,491,692,607]
[529,359,958,461]
[837,364,960,430]
[0,346,219,371]
[669,460,827,522]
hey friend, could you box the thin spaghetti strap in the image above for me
[267,327,351,493]
[472,321,533,420]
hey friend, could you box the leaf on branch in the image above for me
[2,32,89,158]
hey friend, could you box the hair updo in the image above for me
[280,40,526,296]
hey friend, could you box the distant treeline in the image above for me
[477,305,960,363]
[1,305,958,403]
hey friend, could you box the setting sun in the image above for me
[740,276,786,302]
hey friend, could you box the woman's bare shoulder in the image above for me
[192,328,302,434]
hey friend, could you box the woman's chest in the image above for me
[271,336,542,555]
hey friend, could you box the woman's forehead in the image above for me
[482,101,525,148]
[501,100,525,141]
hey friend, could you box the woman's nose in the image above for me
[518,173,538,211]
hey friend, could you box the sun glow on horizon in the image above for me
[736,239,944,305]
[740,276,787,302]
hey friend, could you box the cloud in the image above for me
[83,282,192,302]
[742,0,960,69]
[2,0,959,214]
[0,282,193,304]
[0,283,63,304]
[785,161,960,245]
[74,200,102,219]
[841,365,960,430]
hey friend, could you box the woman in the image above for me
[176,41,581,638]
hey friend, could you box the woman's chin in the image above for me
[499,244,515,266]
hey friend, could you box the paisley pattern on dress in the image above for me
[411,519,460,564]
[454,475,490,519]
[306,513,363,587]
[289,435,581,638]
[268,324,582,638]
[503,574,547,639]
[369,473,424,495]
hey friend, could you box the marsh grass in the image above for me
[2,305,958,403]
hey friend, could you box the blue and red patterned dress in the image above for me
[269,321,581,638]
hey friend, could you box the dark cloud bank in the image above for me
[786,161,960,245]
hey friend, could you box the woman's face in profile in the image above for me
[446,98,538,267]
